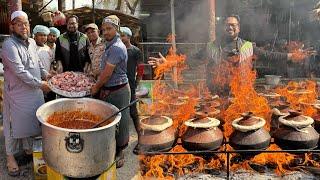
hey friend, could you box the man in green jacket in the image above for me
[149,15,313,97]
[54,15,90,72]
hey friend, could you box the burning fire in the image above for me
[153,34,187,83]
[139,41,320,179]
[285,41,309,62]
[140,145,225,179]
[221,56,271,137]
[275,80,317,116]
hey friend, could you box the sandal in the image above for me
[133,144,140,155]
[116,158,125,168]
[15,152,33,166]
[116,151,125,168]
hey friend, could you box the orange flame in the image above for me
[140,146,206,179]
[275,80,317,116]
[140,42,319,179]
[221,56,271,137]
[286,41,308,62]
[154,34,187,83]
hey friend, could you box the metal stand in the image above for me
[138,141,320,180]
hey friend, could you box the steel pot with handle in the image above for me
[36,98,121,178]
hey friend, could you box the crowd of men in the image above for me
[1,10,143,176]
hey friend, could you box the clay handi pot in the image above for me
[273,110,319,150]
[230,112,271,150]
[313,104,320,133]
[138,116,177,152]
[270,107,290,135]
[182,117,223,151]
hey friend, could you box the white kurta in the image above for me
[1,35,47,138]
[37,44,54,72]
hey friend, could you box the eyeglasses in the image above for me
[225,23,239,28]
[68,22,78,25]
[13,21,29,28]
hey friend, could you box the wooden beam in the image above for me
[209,0,215,42]
[7,0,22,16]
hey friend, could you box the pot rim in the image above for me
[279,114,314,128]
[272,108,290,116]
[185,117,220,128]
[232,116,266,132]
[258,92,281,98]
[140,116,173,131]
[288,90,313,95]
[299,100,320,107]
[36,98,121,132]
[264,75,282,78]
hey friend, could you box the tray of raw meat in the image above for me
[49,71,95,98]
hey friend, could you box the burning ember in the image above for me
[140,145,225,179]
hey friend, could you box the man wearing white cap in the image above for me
[1,11,51,176]
[91,15,130,168]
[34,25,57,101]
[33,25,53,72]
[47,27,60,61]
[120,27,143,148]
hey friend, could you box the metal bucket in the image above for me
[36,98,121,178]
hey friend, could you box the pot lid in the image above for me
[289,89,313,95]
[279,110,314,128]
[159,96,189,106]
[185,117,220,129]
[195,109,221,119]
[272,107,290,116]
[232,113,266,132]
[141,116,169,125]
[258,92,281,98]
[300,100,320,107]
[140,116,173,131]
[284,110,307,122]
[238,112,260,126]
[315,104,320,111]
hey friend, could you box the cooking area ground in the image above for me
[0,117,140,180]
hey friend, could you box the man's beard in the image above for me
[13,32,29,40]
[47,40,55,44]
[67,28,77,34]
[36,42,44,47]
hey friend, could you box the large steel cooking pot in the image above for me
[36,98,121,178]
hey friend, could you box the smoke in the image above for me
[175,0,210,43]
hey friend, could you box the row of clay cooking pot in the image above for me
[138,110,320,152]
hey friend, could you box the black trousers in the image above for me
[130,87,139,133]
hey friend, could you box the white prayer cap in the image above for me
[33,25,50,35]
[11,11,28,21]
